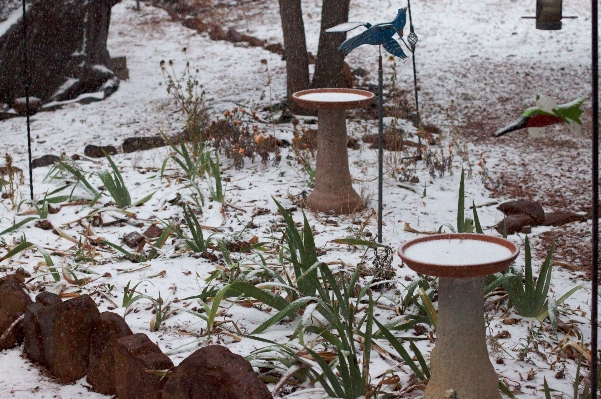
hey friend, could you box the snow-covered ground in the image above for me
[0,0,597,397]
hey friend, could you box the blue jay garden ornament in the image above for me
[326,8,408,59]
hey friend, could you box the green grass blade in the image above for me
[542,377,552,399]
[0,241,34,262]
[132,190,156,207]
[332,238,389,248]
[457,168,465,233]
[229,281,289,311]
[0,217,38,236]
[305,347,345,398]
[524,236,534,309]
[34,244,59,282]
[534,242,555,310]
[409,340,431,379]
[536,285,582,321]
[484,273,514,296]
[418,287,438,330]
[373,318,426,380]
[250,297,316,335]
[499,380,516,398]
[472,200,484,234]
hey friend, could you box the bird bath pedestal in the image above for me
[398,234,519,399]
[292,89,374,214]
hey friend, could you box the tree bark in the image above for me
[312,0,350,89]
[278,0,310,114]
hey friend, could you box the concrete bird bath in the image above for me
[398,233,519,399]
[292,88,374,214]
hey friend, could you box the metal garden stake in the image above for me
[327,8,410,243]
[21,0,34,201]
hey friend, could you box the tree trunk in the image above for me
[278,0,310,114]
[312,0,350,89]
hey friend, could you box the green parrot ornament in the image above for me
[493,95,586,138]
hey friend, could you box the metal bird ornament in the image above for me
[326,8,408,59]
[493,95,586,137]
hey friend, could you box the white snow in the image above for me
[0,5,24,37]
[0,0,596,397]
[402,238,513,266]
[297,92,371,102]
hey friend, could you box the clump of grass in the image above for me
[205,154,225,203]
[160,131,211,182]
[1,154,24,209]
[207,108,280,170]
[160,50,209,156]
[98,154,131,208]
[424,145,454,179]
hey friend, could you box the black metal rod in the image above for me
[22,0,33,201]
[591,0,599,395]
[407,0,420,125]
[378,53,384,243]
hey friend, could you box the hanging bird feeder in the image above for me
[522,0,577,30]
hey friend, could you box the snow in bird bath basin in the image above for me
[298,92,370,102]
[403,238,513,266]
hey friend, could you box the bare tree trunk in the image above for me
[312,0,350,88]
[278,0,310,114]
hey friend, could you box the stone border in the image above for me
[0,273,272,399]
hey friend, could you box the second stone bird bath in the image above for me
[398,233,520,399]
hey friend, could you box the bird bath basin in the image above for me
[398,234,519,399]
[292,88,374,214]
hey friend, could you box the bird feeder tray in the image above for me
[292,88,374,110]
[398,233,520,278]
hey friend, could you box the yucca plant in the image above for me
[273,197,321,299]
[160,131,211,182]
[503,236,580,320]
[438,168,483,234]
[179,204,212,252]
[46,161,102,205]
[205,154,225,203]
[98,154,132,208]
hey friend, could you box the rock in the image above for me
[497,200,545,225]
[84,144,118,158]
[88,312,133,395]
[12,97,42,116]
[143,225,164,239]
[162,345,272,399]
[23,293,100,382]
[542,212,587,227]
[31,154,60,168]
[0,274,33,350]
[114,333,174,399]
[0,0,121,104]
[34,220,53,230]
[123,231,145,248]
[122,136,166,153]
[109,56,127,70]
[226,28,244,43]
[495,214,535,235]
[23,292,63,365]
